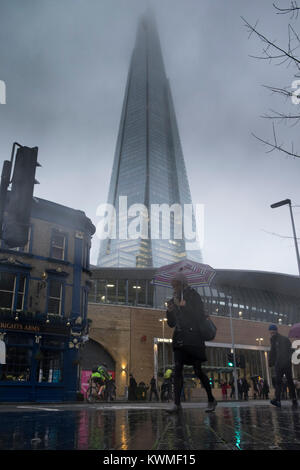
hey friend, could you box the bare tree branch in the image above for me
[262,228,300,240]
[241,16,300,69]
[243,5,300,159]
[252,123,300,158]
[273,1,300,19]
[262,84,294,100]
[261,109,300,126]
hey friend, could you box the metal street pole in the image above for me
[159,318,167,374]
[271,199,300,277]
[256,338,264,378]
[228,296,239,400]
[162,320,165,373]
[288,202,300,277]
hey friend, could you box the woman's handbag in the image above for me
[199,317,217,341]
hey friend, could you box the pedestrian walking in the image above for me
[238,378,243,400]
[161,368,173,402]
[252,377,259,399]
[262,380,269,400]
[128,374,137,401]
[268,324,298,409]
[221,382,228,400]
[258,379,263,399]
[242,378,249,400]
[136,381,148,400]
[229,378,235,399]
[149,376,159,401]
[166,271,217,413]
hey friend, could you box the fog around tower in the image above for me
[0,0,299,274]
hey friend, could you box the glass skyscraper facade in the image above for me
[98,12,202,268]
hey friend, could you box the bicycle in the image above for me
[86,379,107,403]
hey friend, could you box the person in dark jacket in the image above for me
[242,378,249,400]
[128,374,137,401]
[149,376,159,401]
[262,380,270,400]
[166,271,217,413]
[268,324,298,409]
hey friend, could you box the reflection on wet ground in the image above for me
[0,403,300,450]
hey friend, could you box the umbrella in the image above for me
[153,259,216,296]
[288,323,300,339]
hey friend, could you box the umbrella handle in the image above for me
[179,284,186,306]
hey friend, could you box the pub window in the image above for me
[0,272,26,311]
[0,334,32,382]
[47,280,63,315]
[37,349,63,383]
[50,231,66,260]
[16,275,26,311]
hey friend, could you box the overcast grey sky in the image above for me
[0,0,300,275]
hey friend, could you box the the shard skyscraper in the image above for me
[98,12,202,268]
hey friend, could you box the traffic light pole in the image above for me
[228,296,239,401]
[0,143,21,238]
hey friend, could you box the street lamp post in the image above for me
[256,337,264,378]
[159,318,167,374]
[228,296,239,401]
[271,199,300,277]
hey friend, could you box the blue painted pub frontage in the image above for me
[0,197,95,402]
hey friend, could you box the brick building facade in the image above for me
[87,302,297,400]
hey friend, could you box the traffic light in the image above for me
[227,353,234,367]
[0,160,12,238]
[238,354,246,369]
[1,145,40,248]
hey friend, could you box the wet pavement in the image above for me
[0,400,300,450]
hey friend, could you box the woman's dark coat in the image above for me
[166,286,207,362]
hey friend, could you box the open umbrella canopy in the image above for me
[288,323,300,339]
[153,259,216,288]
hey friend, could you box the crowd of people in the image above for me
[88,276,299,412]
[88,364,300,404]
[220,377,270,400]
[127,370,174,402]
[89,365,300,405]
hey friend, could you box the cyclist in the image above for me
[91,367,105,398]
[97,364,112,399]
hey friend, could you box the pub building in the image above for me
[0,196,95,402]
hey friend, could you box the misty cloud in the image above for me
[0,0,299,274]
